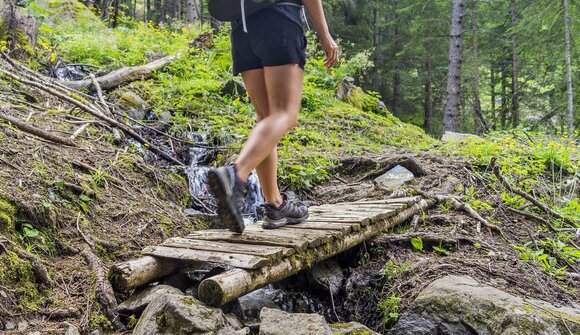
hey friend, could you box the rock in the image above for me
[64,323,81,335]
[89,331,101,335]
[390,275,580,335]
[374,165,414,191]
[306,260,344,296]
[259,308,332,335]
[133,293,248,335]
[158,110,173,122]
[233,287,282,323]
[17,320,29,331]
[329,322,380,335]
[117,92,149,120]
[161,272,196,292]
[28,332,41,335]
[5,320,15,330]
[337,77,355,101]
[441,131,480,143]
[117,284,184,314]
[220,78,247,97]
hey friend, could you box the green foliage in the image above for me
[378,294,401,328]
[410,236,423,252]
[514,243,568,279]
[0,196,16,229]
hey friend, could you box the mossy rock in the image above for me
[0,196,17,229]
[28,0,103,29]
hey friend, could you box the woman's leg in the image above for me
[241,69,283,207]
[235,64,304,182]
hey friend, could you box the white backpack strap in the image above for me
[241,0,248,33]
[302,6,310,31]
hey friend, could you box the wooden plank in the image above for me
[187,230,310,251]
[305,220,362,232]
[353,196,421,205]
[142,246,269,269]
[161,237,295,259]
[281,221,352,233]
[244,225,336,246]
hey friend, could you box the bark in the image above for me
[471,0,486,134]
[392,24,402,116]
[0,0,38,59]
[424,51,433,133]
[500,67,507,129]
[490,63,497,130]
[173,0,181,20]
[62,54,177,92]
[109,256,195,292]
[0,111,78,147]
[371,8,380,91]
[186,0,200,23]
[197,199,436,307]
[443,0,466,132]
[510,0,520,128]
[564,0,574,135]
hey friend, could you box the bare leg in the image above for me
[241,69,283,206]
[235,64,304,187]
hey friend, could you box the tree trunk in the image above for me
[392,23,401,116]
[500,68,507,129]
[371,8,380,91]
[145,0,150,22]
[471,0,486,134]
[490,63,497,130]
[564,0,574,135]
[186,0,200,23]
[111,0,120,27]
[173,0,181,20]
[424,51,433,134]
[443,0,466,132]
[510,0,520,128]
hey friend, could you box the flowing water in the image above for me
[186,134,265,223]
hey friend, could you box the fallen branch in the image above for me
[63,54,178,92]
[491,158,578,228]
[0,68,184,166]
[70,123,91,141]
[0,110,78,147]
[374,232,478,247]
[81,247,126,331]
[350,155,428,182]
[505,207,578,234]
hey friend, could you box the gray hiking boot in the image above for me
[208,166,247,234]
[262,192,309,229]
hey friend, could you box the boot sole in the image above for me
[208,169,245,234]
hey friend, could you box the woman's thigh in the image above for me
[241,69,269,121]
[264,64,304,118]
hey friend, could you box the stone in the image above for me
[17,320,29,331]
[117,92,150,120]
[307,260,344,296]
[374,165,415,191]
[329,322,380,335]
[133,293,248,335]
[117,284,184,314]
[441,131,480,143]
[233,287,282,323]
[64,323,81,335]
[160,272,196,292]
[259,308,332,335]
[219,78,247,97]
[390,275,580,335]
[158,111,173,122]
[337,77,355,101]
[5,320,15,330]
[28,332,41,335]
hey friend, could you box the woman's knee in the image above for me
[277,111,298,131]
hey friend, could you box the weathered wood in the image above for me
[109,256,191,293]
[354,196,421,205]
[187,230,310,251]
[304,221,362,232]
[142,246,269,269]
[282,222,352,233]
[198,198,436,306]
[161,237,295,259]
[62,55,178,92]
[0,111,78,147]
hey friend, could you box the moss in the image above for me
[0,251,46,312]
[0,197,17,230]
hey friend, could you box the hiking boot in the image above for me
[262,192,309,229]
[208,166,247,234]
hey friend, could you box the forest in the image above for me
[0,0,579,334]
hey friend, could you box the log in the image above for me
[62,55,178,92]
[0,111,78,147]
[197,198,435,307]
[108,256,192,293]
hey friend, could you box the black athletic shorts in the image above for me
[231,6,307,76]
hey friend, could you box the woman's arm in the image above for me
[303,0,339,68]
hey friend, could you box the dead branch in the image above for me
[63,54,178,92]
[374,232,477,246]
[0,110,78,147]
[505,207,577,234]
[0,68,184,166]
[0,235,54,287]
[415,189,505,237]
[70,123,91,141]
[81,247,125,331]
[491,158,578,228]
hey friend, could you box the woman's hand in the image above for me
[320,34,339,68]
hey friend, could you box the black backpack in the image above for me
[208,0,301,22]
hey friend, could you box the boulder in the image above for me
[63,323,81,335]
[306,260,344,296]
[117,284,184,314]
[441,131,480,143]
[232,287,282,323]
[390,275,580,335]
[374,165,414,191]
[117,92,150,120]
[329,321,380,335]
[133,293,248,335]
[337,77,355,101]
[259,308,332,335]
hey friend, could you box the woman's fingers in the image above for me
[321,34,339,68]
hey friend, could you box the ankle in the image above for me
[233,165,248,183]
[268,195,284,208]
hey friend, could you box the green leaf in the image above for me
[411,236,423,252]
[433,246,449,256]
[80,195,91,202]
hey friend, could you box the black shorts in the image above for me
[231,8,307,76]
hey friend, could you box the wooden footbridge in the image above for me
[109,196,433,307]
